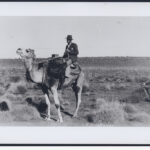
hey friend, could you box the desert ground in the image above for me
[0,57,150,126]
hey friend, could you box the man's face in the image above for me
[67,39,71,44]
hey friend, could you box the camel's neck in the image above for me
[24,58,34,72]
[23,58,44,83]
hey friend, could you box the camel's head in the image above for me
[16,48,36,59]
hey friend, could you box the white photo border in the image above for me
[0,2,150,145]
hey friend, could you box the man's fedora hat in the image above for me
[66,35,73,40]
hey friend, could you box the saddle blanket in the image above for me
[47,57,81,78]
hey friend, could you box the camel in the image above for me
[16,48,85,123]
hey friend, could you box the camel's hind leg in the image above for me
[51,86,63,123]
[72,72,84,118]
[44,93,51,121]
[42,86,51,121]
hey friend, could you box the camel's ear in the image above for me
[16,48,22,54]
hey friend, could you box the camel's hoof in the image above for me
[72,114,78,118]
[72,114,81,120]
[57,119,63,123]
[44,117,51,121]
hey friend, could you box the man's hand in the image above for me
[66,49,71,52]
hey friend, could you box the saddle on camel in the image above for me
[47,55,81,89]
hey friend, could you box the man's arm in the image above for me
[69,43,79,55]
[63,45,69,57]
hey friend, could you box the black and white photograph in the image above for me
[0,3,150,144]
[1,15,150,127]
[1,2,150,145]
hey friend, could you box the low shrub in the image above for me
[0,87,6,96]
[82,80,90,93]
[12,104,41,121]
[9,76,21,83]
[86,99,125,125]
[123,104,138,114]
[8,81,27,95]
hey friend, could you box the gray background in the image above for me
[0,16,150,58]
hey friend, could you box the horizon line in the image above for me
[1,56,150,59]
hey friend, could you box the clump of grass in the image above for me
[0,99,12,122]
[5,93,21,102]
[135,77,149,83]
[96,101,125,125]
[86,99,125,125]
[82,80,90,93]
[123,104,138,114]
[0,111,13,122]
[9,76,21,83]
[85,97,150,126]
[125,88,146,103]
[126,112,150,124]
[0,86,6,96]
[8,81,27,95]
[96,98,106,106]
[12,104,41,121]
[16,85,27,94]
[132,112,150,123]
[100,82,128,91]
[113,83,128,90]
[0,101,10,111]
[102,84,112,91]
[0,98,11,111]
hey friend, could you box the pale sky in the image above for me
[0,16,150,58]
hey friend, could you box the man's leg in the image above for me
[65,59,72,78]
[58,59,72,90]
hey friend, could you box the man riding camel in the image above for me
[63,35,79,78]
[58,35,79,89]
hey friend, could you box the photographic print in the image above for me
[1,1,150,145]
[1,16,150,127]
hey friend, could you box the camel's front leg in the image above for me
[73,86,82,118]
[73,72,84,118]
[51,87,63,123]
[44,93,51,121]
[42,86,51,121]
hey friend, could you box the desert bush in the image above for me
[16,85,27,94]
[9,76,21,83]
[135,77,149,83]
[8,81,27,95]
[0,99,12,122]
[94,98,106,109]
[100,82,128,91]
[0,101,9,111]
[0,99,11,111]
[0,111,13,122]
[0,86,6,96]
[82,80,90,93]
[99,83,113,91]
[123,104,138,114]
[126,112,150,124]
[5,93,21,102]
[86,95,150,126]
[113,83,128,90]
[25,96,50,117]
[12,104,41,121]
[96,102,125,125]
[86,99,125,125]
[129,88,145,103]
